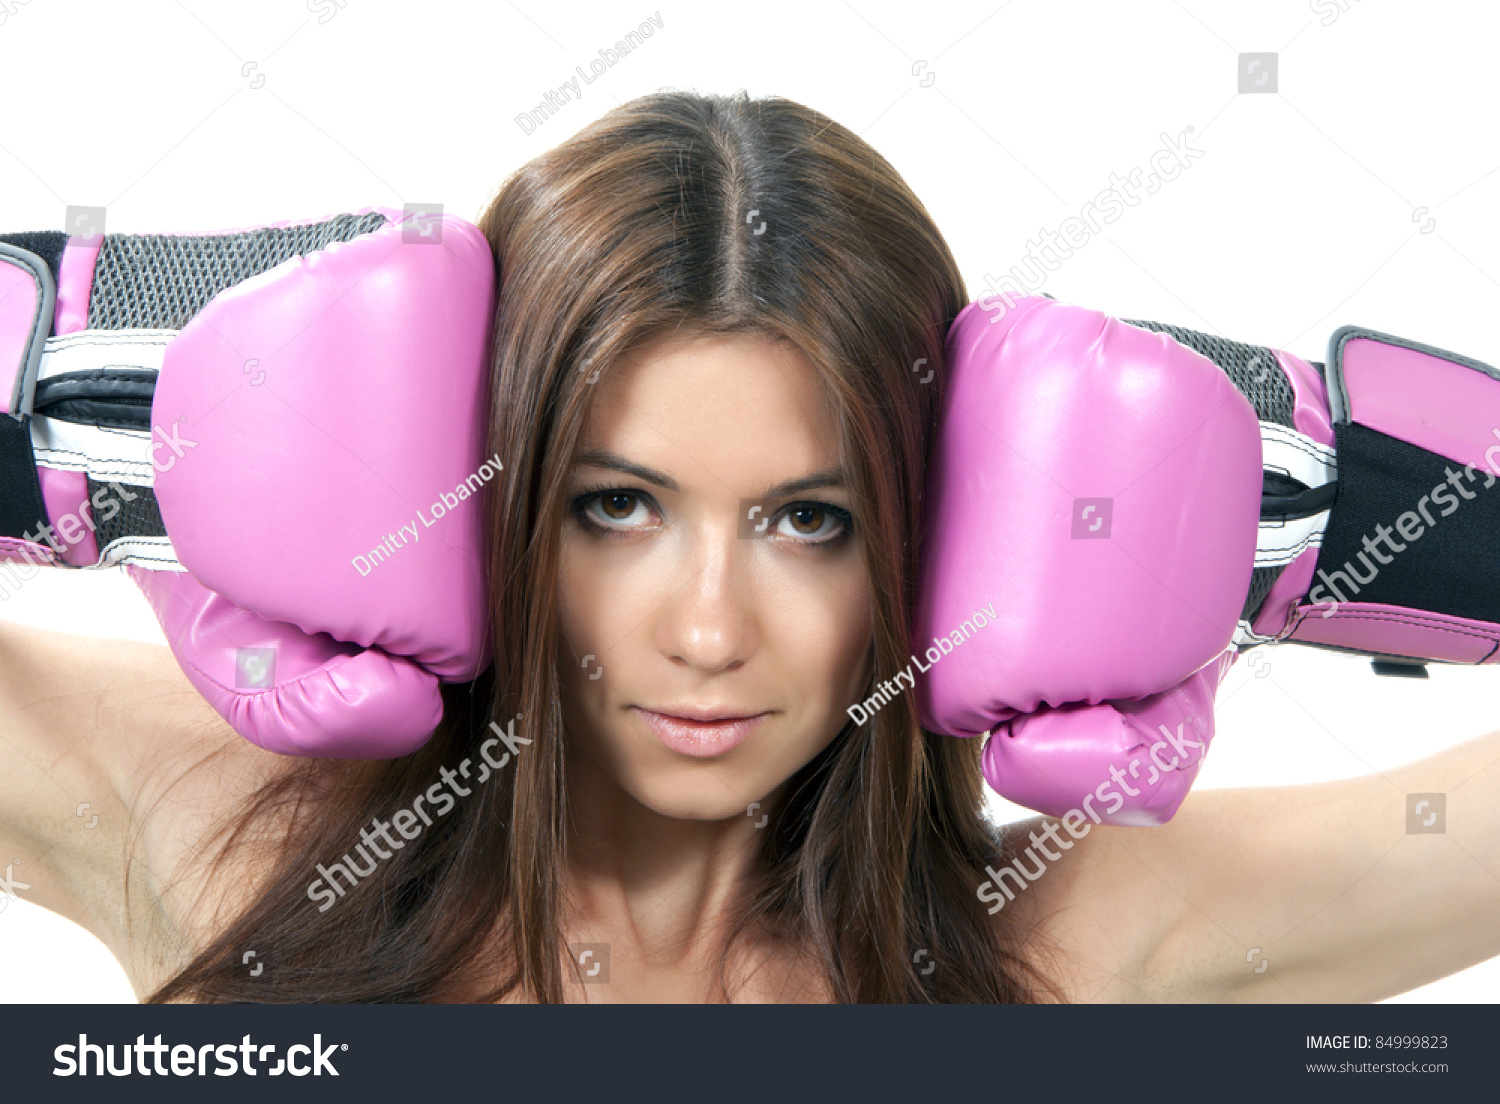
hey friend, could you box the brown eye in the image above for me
[600,493,637,520]
[577,489,656,534]
[773,502,851,544]
[787,507,824,534]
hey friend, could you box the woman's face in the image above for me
[556,331,874,821]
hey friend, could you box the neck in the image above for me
[561,739,780,978]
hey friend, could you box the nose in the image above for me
[655,525,759,674]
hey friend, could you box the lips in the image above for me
[632,706,769,758]
[646,705,766,723]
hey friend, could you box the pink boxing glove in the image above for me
[921,291,1500,825]
[915,295,1263,825]
[0,207,495,756]
[981,651,1236,828]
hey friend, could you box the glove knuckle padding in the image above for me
[917,296,1262,740]
[130,565,443,758]
[151,213,495,682]
[982,652,1231,826]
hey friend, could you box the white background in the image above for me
[0,0,1497,1002]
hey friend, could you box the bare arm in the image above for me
[1012,729,1500,1002]
[0,620,284,991]
[0,621,142,947]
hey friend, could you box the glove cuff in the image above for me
[1277,326,1500,667]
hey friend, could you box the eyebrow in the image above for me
[573,449,847,499]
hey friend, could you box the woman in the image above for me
[2,89,1496,1004]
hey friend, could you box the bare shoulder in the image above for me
[0,621,299,997]
[999,806,1214,1003]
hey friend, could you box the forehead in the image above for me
[578,331,842,466]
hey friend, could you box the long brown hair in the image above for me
[146,90,1057,1004]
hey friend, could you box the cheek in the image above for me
[556,537,592,651]
[772,554,874,714]
[556,531,680,721]
[555,535,618,702]
[556,532,656,663]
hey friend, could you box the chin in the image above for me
[626,771,767,823]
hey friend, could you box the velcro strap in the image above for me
[1307,327,1500,628]
[0,416,48,541]
[34,368,156,430]
[32,329,167,480]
